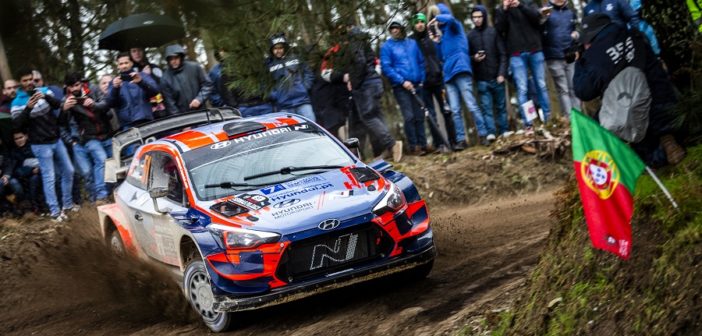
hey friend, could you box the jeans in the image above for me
[546,59,580,119]
[392,86,427,148]
[422,84,456,147]
[239,103,273,118]
[510,51,551,126]
[445,73,487,140]
[280,103,316,122]
[477,80,508,135]
[350,78,395,152]
[31,141,75,217]
[72,139,110,201]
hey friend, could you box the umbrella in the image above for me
[98,13,185,50]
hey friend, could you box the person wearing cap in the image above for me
[573,14,684,166]
[584,0,640,28]
[410,12,455,153]
[495,0,553,132]
[468,5,509,140]
[541,0,581,120]
[430,3,489,148]
[380,21,427,155]
[161,44,213,115]
[265,33,316,121]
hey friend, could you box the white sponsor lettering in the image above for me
[233,127,291,143]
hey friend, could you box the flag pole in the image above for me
[644,166,679,209]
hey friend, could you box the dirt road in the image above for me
[0,190,555,336]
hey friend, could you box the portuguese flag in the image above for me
[572,109,645,259]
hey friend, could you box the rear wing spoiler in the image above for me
[105,108,241,183]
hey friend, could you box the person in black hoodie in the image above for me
[411,12,455,153]
[61,72,112,204]
[495,0,552,131]
[468,6,509,139]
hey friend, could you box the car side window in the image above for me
[148,152,186,206]
[126,153,151,189]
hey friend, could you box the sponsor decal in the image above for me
[210,141,231,149]
[273,198,301,208]
[269,183,334,202]
[260,184,288,195]
[318,219,340,230]
[328,190,354,200]
[233,127,291,144]
[283,175,325,189]
[309,233,358,270]
[230,193,271,210]
[271,202,313,219]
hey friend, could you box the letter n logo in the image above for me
[309,233,358,270]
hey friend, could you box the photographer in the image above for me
[542,0,581,119]
[61,72,112,204]
[573,14,684,166]
[105,52,159,129]
[10,67,76,222]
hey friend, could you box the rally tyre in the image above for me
[406,260,434,280]
[108,230,125,255]
[183,259,232,333]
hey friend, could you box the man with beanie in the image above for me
[266,33,316,121]
[381,21,427,155]
[495,0,552,132]
[468,5,509,139]
[161,44,213,115]
[321,19,403,162]
[411,13,454,153]
[542,0,581,120]
[430,3,489,148]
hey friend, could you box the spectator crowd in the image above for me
[0,0,688,222]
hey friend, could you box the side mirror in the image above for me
[343,138,360,149]
[148,187,169,213]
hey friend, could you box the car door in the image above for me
[143,151,187,266]
[122,151,160,258]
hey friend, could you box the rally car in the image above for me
[97,108,436,332]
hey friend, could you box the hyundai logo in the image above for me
[273,199,300,208]
[318,219,340,231]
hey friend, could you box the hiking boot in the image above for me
[64,204,81,213]
[486,134,496,142]
[51,212,68,223]
[435,144,451,154]
[411,145,427,156]
[453,140,468,151]
[660,135,685,165]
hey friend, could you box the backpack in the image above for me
[599,66,651,143]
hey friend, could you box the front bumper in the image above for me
[213,244,436,312]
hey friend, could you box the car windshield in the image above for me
[183,124,355,201]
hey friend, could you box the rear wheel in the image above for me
[108,230,125,255]
[183,259,232,332]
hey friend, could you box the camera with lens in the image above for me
[564,42,584,64]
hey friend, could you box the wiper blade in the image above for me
[243,165,344,181]
[204,181,271,189]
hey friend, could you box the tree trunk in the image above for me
[0,33,11,82]
[67,0,84,72]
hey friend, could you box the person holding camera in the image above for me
[542,0,581,120]
[468,5,509,141]
[429,3,488,149]
[61,72,112,204]
[105,52,159,130]
[10,67,76,222]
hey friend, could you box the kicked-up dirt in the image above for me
[0,189,557,335]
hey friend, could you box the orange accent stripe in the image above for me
[167,130,215,149]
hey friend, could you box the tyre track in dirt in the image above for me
[0,190,555,336]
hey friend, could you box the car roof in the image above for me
[158,113,309,154]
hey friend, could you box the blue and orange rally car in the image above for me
[98,108,436,332]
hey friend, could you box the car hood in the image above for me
[201,166,388,234]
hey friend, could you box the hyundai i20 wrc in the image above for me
[97,108,436,332]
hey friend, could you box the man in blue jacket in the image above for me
[468,5,508,140]
[105,52,159,130]
[430,3,488,149]
[542,0,581,119]
[266,33,316,121]
[584,0,639,28]
[381,21,427,155]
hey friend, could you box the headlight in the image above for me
[208,224,280,249]
[373,183,406,215]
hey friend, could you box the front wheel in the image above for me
[183,259,232,332]
[108,229,125,255]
